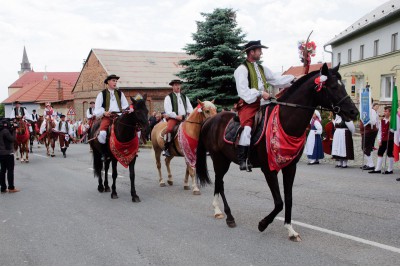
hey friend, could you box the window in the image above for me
[348,49,352,63]
[380,74,395,100]
[337,53,341,65]
[392,33,398,52]
[374,40,379,56]
[360,45,364,60]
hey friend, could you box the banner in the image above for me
[359,87,371,125]
[391,86,399,161]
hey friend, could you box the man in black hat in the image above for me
[55,115,74,158]
[162,79,193,157]
[10,101,30,120]
[234,40,294,171]
[94,74,129,161]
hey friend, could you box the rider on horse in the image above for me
[55,114,75,158]
[86,101,96,129]
[234,40,294,171]
[162,79,193,157]
[39,102,55,135]
[10,101,31,121]
[94,74,129,161]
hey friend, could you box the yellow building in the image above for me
[324,0,400,106]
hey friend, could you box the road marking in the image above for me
[276,217,400,254]
[88,168,124,178]
[32,153,48,158]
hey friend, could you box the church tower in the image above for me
[18,46,32,77]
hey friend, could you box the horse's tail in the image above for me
[92,147,103,178]
[196,130,212,187]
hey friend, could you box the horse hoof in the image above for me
[159,182,166,187]
[16,158,19,160]
[184,186,190,190]
[132,196,141,202]
[258,221,268,232]
[104,187,111,192]
[98,186,104,193]
[167,181,173,186]
[111,193,119,199]
[51,155,55,157]
[25,160,29,163]
[289,235,302,242]
[226,220,236,228]
[192,190,201,195]
[214,213,224,219]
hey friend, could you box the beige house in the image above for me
[72,49,193,120]
[324,0,400,106]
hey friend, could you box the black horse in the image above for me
[196,63,359,241]
[89,95,148,202]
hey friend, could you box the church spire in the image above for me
[18,46,32,77]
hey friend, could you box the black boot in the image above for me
[163,141,171,157]
[237,145,252,172]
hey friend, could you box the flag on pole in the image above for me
[390,85,399,161]
[360,88,371,125]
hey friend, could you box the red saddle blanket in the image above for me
[178,125,198,168]
[266,105,306,171]
[16,124,30,144]
[109,124,139,168]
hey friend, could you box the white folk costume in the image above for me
[305,110,324,164]
[40,104,55,134]
[10,106,31,120]
[233,40,294,171]
[94,75,129,145]
[55,118,74,158]
[331,115,355,168]
[369,115,394,174]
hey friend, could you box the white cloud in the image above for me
[0,0,380,102]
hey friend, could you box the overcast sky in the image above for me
[0,0,381,102]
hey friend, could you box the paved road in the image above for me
[1,142,399,265]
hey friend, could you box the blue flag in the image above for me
[360,87,371,125]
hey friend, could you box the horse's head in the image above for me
[129,94,149,139]
[318,63,359,121]
[14,117,25,135]
[195,99,217,120]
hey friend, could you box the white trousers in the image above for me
[239,126,251,146]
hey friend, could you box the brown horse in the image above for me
[151,100,217,195]
[89,95,149,202]
[43,118,56,157]
[14,117,30,163]
[196,63,359,241]
[29,116,43,152]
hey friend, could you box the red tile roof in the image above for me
[3,78,77,104]
[283,63,332,77]
[9,72,79,88]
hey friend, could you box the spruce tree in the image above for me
[177,8,247,108]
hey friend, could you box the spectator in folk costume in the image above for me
[9,101,31,121]
[55,115,74,158]
[369,106,394,174]
[331,114,355,168]
[163,79,193,157]
[305,110,324,165]
[40,102,55,134]
[94,74,129,161]
[234,40,294,171]
[360,103,379,170]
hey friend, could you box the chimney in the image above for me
[57,80,63,101]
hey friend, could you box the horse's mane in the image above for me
[202,101,216,110]
[278,70,319,102]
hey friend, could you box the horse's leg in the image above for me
[50,138,55,157]
[258,168,284,233]
[129,157,141,202]
[110,159,118,199]
[212,154,234,227]
[188,166,201,195]
[14,143,20,160]
[183,165,190,190]
[165,156,174,186]
[24,143,29,163]
[103,159,110,193]
[282,164,301,242]
[30,134,33,153]
[154,148,165,187]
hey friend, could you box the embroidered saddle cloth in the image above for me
[109,124,139,168]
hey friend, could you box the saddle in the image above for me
[224,104,275,146]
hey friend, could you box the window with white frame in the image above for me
[360,45,364,60]
[380,74,395,101]
[374,40,379,56]
[392,33,398,52]
[348,49,352,63]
